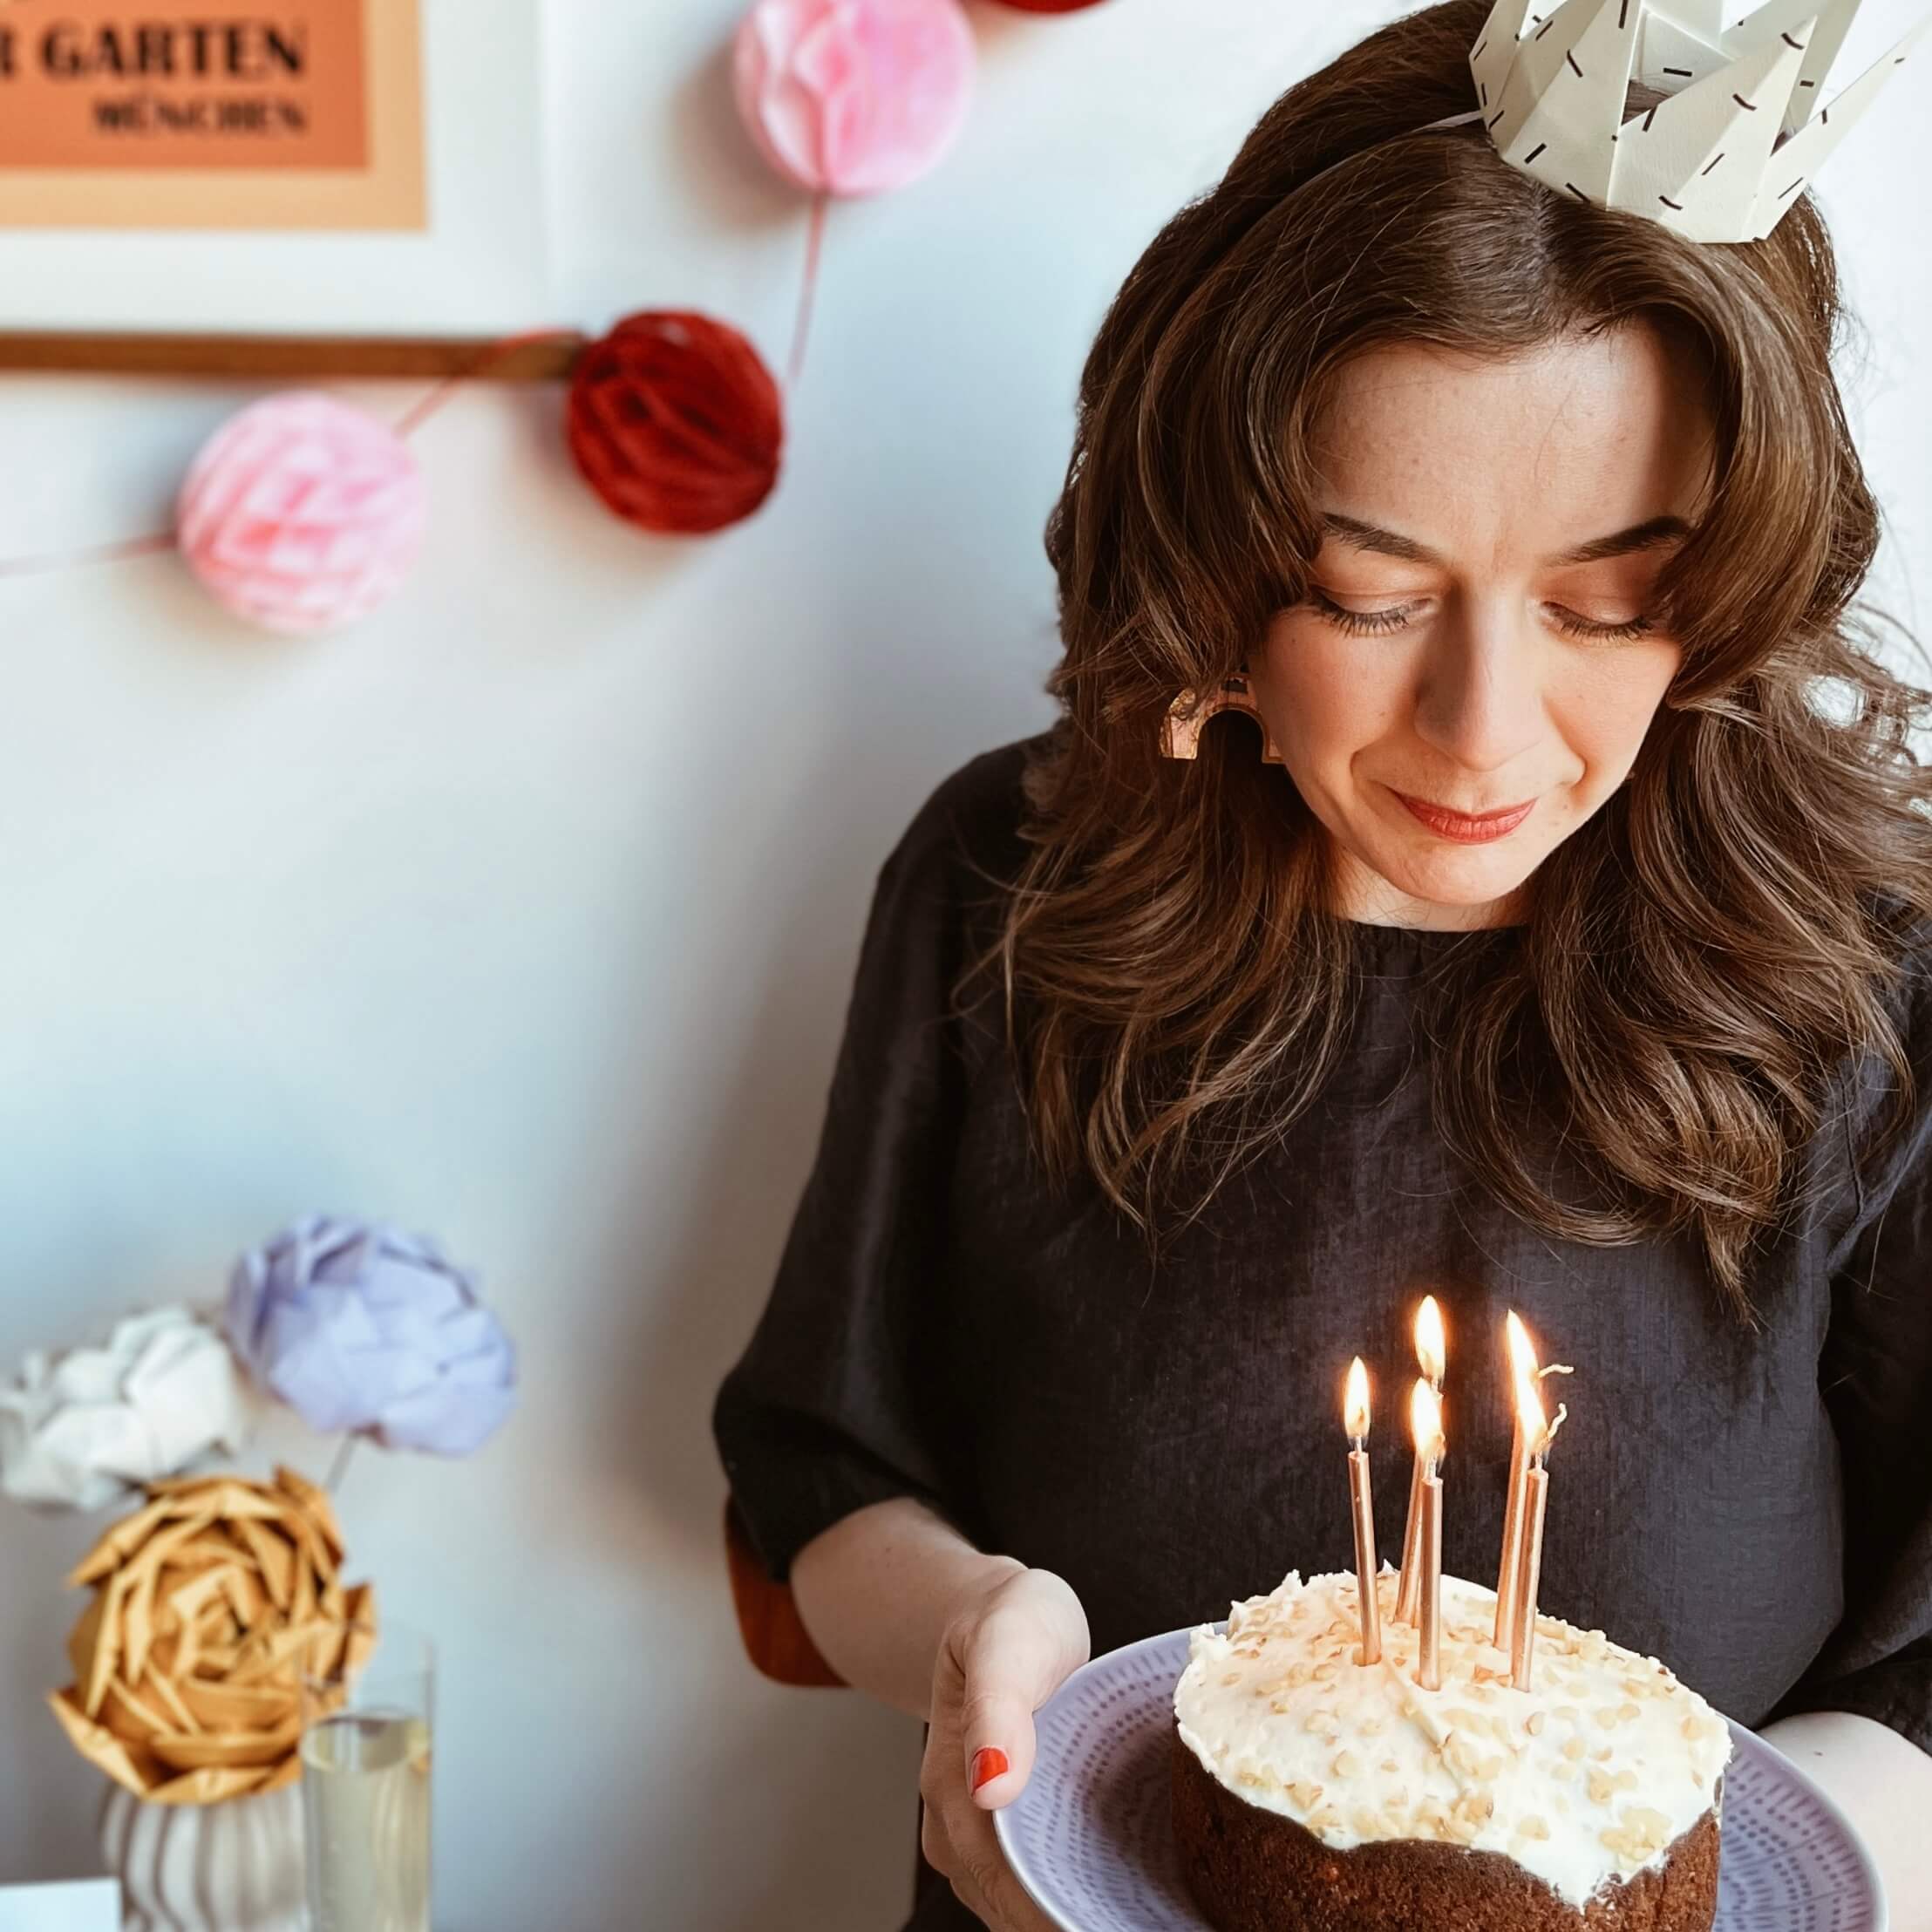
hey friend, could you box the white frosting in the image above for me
[1173,1568,1730,1910]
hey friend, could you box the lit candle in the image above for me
[1344,1357,1381,1667]
[1395,1296,1446,1625]
[1493,1311,1539,1650]
[1411,1378,1445,1692]
[1507,1371,1566,1691]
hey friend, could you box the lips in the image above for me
[1391,789,1536,843]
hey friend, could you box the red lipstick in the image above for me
[1391,790,1535,843]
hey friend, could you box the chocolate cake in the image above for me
[1170,1569,1728,1931]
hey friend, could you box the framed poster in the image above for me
[0,0,547,338]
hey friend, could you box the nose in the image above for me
[1409,592,1547,778]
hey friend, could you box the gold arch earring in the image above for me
[1159,663,1285,764]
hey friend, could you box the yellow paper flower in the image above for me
[48,1466,376,1805]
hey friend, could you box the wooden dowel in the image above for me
[0,331,587,381]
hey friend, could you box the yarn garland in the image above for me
[0,0,1112,603]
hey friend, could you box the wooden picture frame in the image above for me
[0,0,548,364]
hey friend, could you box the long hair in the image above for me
[968,0,1932,1316]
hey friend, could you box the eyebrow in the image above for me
[1320,511,1692,568]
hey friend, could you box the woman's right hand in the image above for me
[919,1564,1092,1929]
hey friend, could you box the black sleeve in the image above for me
[711,765,995,1585]
[1779,929,1932,1753]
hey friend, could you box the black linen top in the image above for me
[712,734,1932,1932]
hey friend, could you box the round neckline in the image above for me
[1341,918,1526,942]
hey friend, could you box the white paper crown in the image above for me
[1470,0,1927,241]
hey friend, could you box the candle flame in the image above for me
[1415,1296,1446,1386]
[1505,1309,1540,1384]
[1410,1377,1445,1463]
[1344,1357,1371,1442]
[1513,1344,1549,1453]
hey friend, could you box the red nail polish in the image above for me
[970,1747,1009,1793]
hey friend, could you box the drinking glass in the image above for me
[299,1619,434,1932]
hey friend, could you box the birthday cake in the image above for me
[1171,1568,1729,1931]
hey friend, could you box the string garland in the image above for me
[0,0,1111,629]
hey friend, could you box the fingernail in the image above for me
[970,1747,1010,1794]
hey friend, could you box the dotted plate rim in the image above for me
[993,1622,1885,1932]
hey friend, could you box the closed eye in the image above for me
[1305,588,1655,644]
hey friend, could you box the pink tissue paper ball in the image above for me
[176,391,428,636]
[733,0,976,197]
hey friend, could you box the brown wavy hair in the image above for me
[969,0,1932,1316]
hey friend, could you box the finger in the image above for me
[957,1599,1074,1807]
[953,1820,1058,1932]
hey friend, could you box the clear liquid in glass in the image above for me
[301,1708,432,1932]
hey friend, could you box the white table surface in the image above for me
[0,1881,118,1931]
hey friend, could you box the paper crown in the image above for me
[1470,0,1927,241]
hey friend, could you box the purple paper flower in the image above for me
[225,1215,516,1457]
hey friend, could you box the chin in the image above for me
[1370,847,1541,912]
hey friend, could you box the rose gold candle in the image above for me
[1395,1296,1445,1626]
[1344,1357,1381,1667]
[1412,1379,1445,1691]
[1493,1312,1538,1650]
[1509,1459,1549,1690]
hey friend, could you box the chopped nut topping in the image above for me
[1599,1827,1645,1867]
[1625,1805,1673,1843]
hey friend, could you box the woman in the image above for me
[712,3,1932,1927]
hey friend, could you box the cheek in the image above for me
[1259,618,1408,761]
[1549,644,1681,777]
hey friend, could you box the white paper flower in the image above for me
[0,1306,256,1512]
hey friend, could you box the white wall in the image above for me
[0,3,1926,1927]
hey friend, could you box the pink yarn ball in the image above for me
[732,0,976,197]
[175,392,428,636]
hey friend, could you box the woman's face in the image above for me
[1248,327,1713,930]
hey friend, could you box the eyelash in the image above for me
[1306,589,1655,644]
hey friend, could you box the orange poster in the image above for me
[0,0,422,228]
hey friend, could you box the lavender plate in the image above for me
[993,1625,1884,1932]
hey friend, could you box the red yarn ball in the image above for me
[566,310,784,535]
